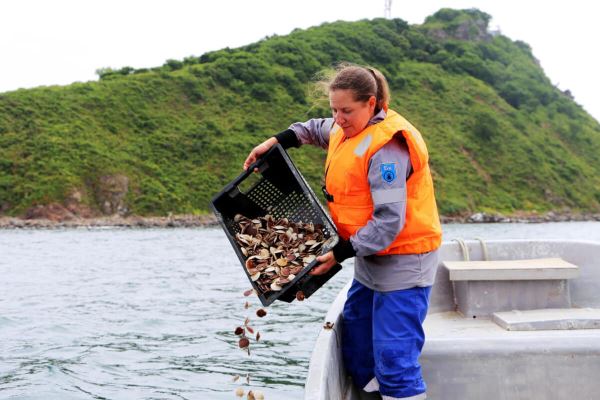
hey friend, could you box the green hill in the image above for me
[1,8,599,218]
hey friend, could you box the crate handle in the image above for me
[222,158,267,198]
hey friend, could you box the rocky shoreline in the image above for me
[0,214,220,229]
[441,211,600,224]
[1,211,599,229]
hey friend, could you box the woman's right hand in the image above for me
[243,137,278,171]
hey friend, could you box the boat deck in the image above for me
[425,310,600,339]
[306,240,600,400]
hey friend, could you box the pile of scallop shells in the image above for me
[234,214,328,295]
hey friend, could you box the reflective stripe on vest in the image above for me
[324,109,442,255]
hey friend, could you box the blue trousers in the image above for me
[341,280,431,399]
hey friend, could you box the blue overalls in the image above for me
[342,279,431,399]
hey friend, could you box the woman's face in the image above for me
[329,89,376,138]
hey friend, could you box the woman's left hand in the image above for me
[309,251,338,275]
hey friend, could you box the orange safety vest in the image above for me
[324,109,442,255]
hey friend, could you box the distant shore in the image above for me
[0,211,599,229]
[0,214,219,229]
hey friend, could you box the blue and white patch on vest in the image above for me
[380,163,396,184]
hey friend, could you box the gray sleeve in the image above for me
[288,118,334,150]
[350,136,412,257]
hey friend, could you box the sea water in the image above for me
[1,222,599,399]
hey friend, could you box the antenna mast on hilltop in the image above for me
[384,0,392,19]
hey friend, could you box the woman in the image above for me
[244,65,442,400]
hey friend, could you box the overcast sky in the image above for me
[1,0,599,121]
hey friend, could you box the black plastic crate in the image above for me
[210,144,341,306]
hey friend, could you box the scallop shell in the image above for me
[303,255,316,264]
[276,258,288,267]
[251,272,261,281]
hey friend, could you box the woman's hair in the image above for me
[321,63,390,112]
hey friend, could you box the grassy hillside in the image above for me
[1,8,599,218]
